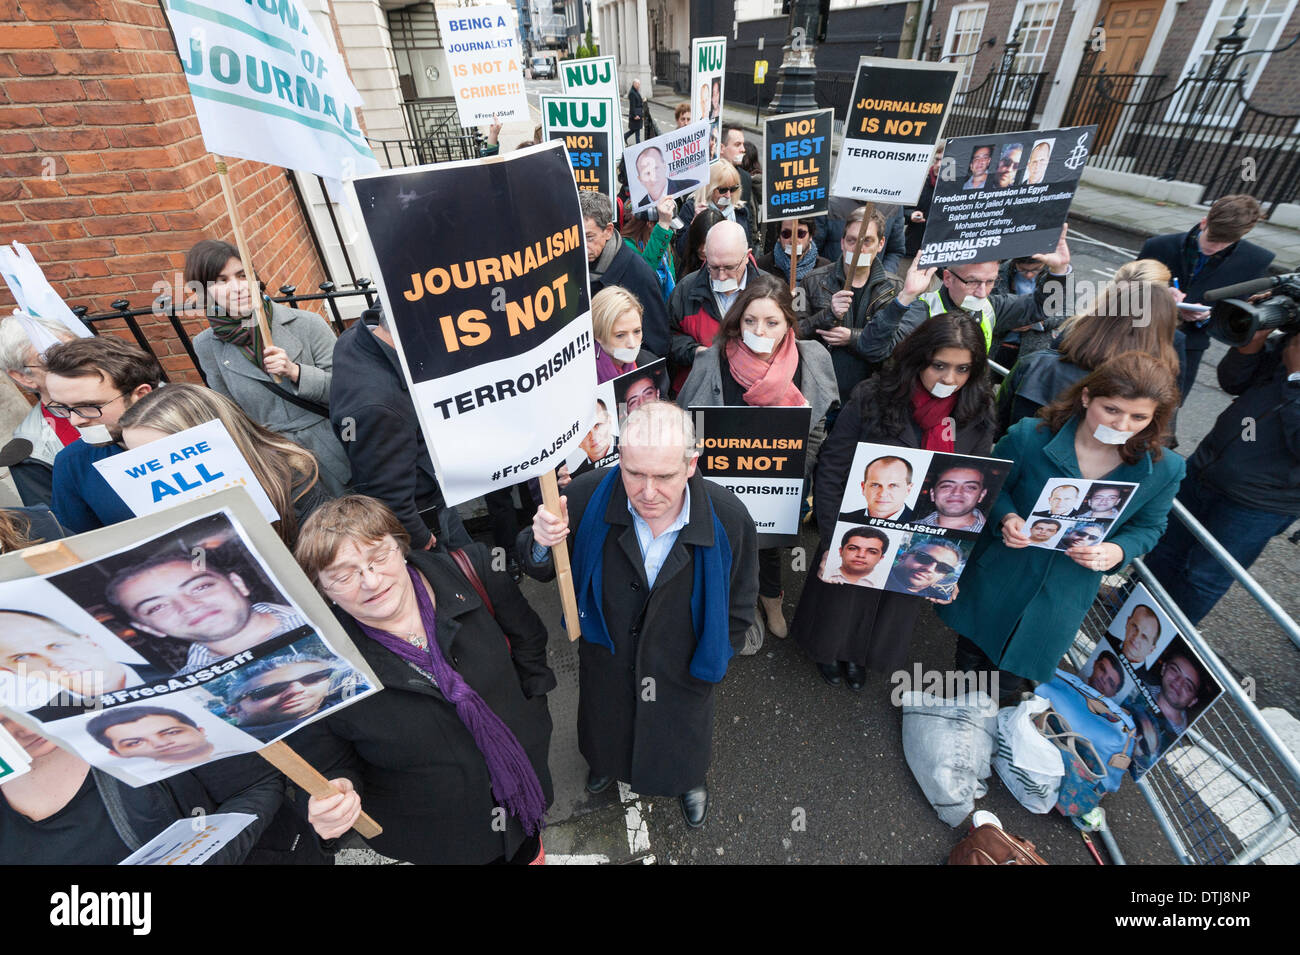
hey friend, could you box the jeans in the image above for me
[1143,464,1296,625]
[758,547,783,598]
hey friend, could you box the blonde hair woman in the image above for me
[117,383,329,545]
[590,286,652,381]
[678,157,754,264]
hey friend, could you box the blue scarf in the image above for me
[572,468,734,682]
[773,240,820,280]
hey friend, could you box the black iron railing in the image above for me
[69,282,378,383]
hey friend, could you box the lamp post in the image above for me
[769,0,826,113]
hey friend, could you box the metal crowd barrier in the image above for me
[990,357,1300,864]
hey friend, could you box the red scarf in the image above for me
[911,381,957,451]
[725,333,805,407]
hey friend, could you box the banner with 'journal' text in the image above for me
[161,0,378,183]
[348,142,597,505]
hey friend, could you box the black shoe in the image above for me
[844,662,866,691]
[585,772,613,795]
[817,662,843,687]
[680,785,709,828]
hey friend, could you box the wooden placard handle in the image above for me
[258,741,382,839]
[538,468,582,641]
[214,156,280,383]
[20,541,380,840]
[787,217,798,297]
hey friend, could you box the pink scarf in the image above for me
[725,333,805,407]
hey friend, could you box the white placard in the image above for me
[94,419,280,524]
[436,4,530,126]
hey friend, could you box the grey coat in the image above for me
[675,338,840,430]
[193,301,350,495]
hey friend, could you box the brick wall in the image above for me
[0,0,328,381]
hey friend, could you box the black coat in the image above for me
[292,545,556,865]
[592,240,671,359]
[518,468,758,795]
[627,85,644,131]
[1139,229,1275,354]
[329,318,450,549]
[792,378,996,670]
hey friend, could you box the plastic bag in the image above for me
[993,695,1064,814]
[901,691,998,827]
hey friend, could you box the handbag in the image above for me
[1034,669,1137,816]
[948,823,1048,865]
[448,547,510,656]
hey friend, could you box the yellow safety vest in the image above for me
[918,290,995,351]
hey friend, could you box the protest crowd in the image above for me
[0,17,1294,869]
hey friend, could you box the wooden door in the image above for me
[1095,0,1164,73]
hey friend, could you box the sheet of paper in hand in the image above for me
[692,405,812,547]
[916,125,1096,267]
[821,441,1011,598]
[94,418,280,524]
[1023,477,1138,551]
[348,141,597,504]
[830,57,960,206]
[0,489,380,788]
[623,121,711,211]
[120,812,258,865]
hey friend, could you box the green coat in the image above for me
[937,416,1185,682]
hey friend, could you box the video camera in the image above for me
[1206,272,1300,347]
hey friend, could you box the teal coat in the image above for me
[937,416,1185,682]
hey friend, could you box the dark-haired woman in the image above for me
[676,273,837,640]
[939,351,1185,695]
[185,239,350,496]
[676,207,727,282]
[791,312,997,689]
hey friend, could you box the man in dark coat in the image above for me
[1138,193,1275,400]
[329,306,469,550]
[580,191,670,358]
[626,78,643,144]
[519,402,758,828]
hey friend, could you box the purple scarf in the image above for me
[357,565,546,835]
[594,341,625,383]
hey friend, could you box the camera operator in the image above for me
[1145,318,1300,624]
[1139,194,1274,401]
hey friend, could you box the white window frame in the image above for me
[944,2,990,92]
[1165,0,1299,123]
[1006,0,1062,75]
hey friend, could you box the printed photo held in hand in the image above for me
[916,125,1096,267]
[623,121,712,210]
[1023,477,1138,551]
[822,441,1008,600]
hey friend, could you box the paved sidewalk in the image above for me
[645,85,1300,271]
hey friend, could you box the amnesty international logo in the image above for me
[1063,132,1091,171]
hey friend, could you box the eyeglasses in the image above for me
[780,228,809,240]
[909,551,957,575]
[322,545,401,592]
[706,261,746,277]
[715,184,741,193]
[238,668,334,703]
[947,272,996,292]
[45,392,127,419]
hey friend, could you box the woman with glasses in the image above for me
[677,274,837,641]
[118,383,330,547]
[185,239,351,496]
[940,352,1183,703]
[790,314,996,690]
[291,495,555,865]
